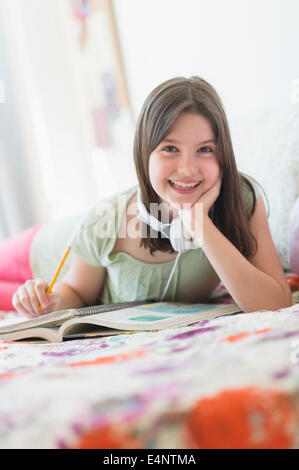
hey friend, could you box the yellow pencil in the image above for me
[38,246,71,310]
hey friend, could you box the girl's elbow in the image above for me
[242,293,292,313]
[282,292,293,309]
[280,284,293,309]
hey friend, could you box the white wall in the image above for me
[113,0,299,155]
[0,0,138,225]
[0,10,40,237]
[0,0,105,225]
[1,0,298,231]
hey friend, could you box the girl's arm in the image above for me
[13,255,106,317]
[200,197,292,312]
[53,254,106,310]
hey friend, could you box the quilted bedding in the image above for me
[0,276,299,449]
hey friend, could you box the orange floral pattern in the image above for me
[185,387,296,449]
[222,328,271,343]
[75,424,142,449]
[68,349,146,368]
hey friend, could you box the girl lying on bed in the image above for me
[0,76,292,316]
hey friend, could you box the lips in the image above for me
[169,180,201,188]
[168,180,202,194]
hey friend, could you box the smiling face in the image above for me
[148,112,220,213]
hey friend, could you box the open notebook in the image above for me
[0,300,242,343]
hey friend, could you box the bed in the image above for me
[0,274,299,449]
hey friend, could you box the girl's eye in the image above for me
[161,146,214,155]
[162,146,177,152]
[161,146,213,153]
[198,146,213,153]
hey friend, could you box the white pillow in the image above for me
[232,103,299,270]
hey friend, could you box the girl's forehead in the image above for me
[164,112,215,139]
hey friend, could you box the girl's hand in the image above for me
[12,278,61,318]
[194,174,222,217]
[178,174,222,242]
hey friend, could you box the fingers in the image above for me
[12,291,32,317]
[20,282,37,314]
[35,278,49,309]
[26,280,41,313]
[12,278,49,318]
[12,288,36,318]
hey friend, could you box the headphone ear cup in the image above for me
[137,187,195,252]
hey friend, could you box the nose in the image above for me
[177,152,199,176]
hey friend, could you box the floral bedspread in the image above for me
[0,276,299,449]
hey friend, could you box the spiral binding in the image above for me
[74,300,153,317]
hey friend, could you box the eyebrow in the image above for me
[161,138,216,145]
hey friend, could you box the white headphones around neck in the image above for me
[136,186,200,253]
[135,186,201,300]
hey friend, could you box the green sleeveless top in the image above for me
[30,174,264,304]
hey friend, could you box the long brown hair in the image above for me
[133,76,258,260]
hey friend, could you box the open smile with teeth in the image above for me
[169,180,202,189]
